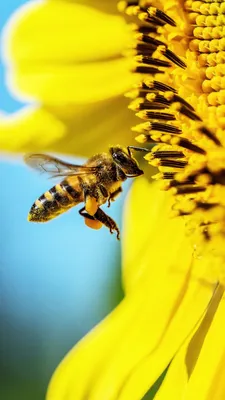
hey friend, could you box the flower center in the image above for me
[118,0,225,276]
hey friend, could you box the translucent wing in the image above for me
[24,154,99,178]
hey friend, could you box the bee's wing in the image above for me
[24,154,99,178]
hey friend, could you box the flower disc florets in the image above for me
[119,0,225,274]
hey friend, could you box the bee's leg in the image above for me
[127,146,150,156]
[94,208,120,240]
[107,187,122,207]
[79,207,102,230]
[99,184,110,206]
[83,184,109,215]
[79,207,94,219]
[79,207,120,240]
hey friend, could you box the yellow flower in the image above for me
[2,0,225,399]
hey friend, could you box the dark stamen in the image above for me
[178,105,202,121]
[137,110,176,120]
[164,49,186,68]
[139,55,171,67]
[176,138,206,154]
[134,100,167,110]
[163,172,176,179]
[147,93,195,111]
[135,121,182,134]
[139,13,166,26]
[139,34,166,48]
[147,7,176,27]
[175,186,206,195]
[144,80,177,93]
[152,151,185,159]
[150,122,181,134]
[134,65,163,74]
[127,1,139,5]
[148,93,170,105]
[199,126,222,146]
[136,43,155,55]
[169,179,195,187]
[137,25,157,34]
[196,202,218,210]
[159,159,188,168]
[173,95,195,111]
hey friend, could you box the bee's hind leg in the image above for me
[79,207,120,240]
[79,207,102,231]
[94,208,120,240]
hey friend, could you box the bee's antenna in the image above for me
[127,146,150,156]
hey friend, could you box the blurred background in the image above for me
[0,1,125,399]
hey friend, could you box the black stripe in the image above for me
[29,196,51,221]
[49,186,71,207]
[61,180,81,201]
[44,191,60,213]
[29,202,48,221]
[30,202,39,213]
[39,194,58,212]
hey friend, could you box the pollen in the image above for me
[84,218,103,230]
[118,0,225,279]
[85,196,99,216]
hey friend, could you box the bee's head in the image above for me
[109,146,144,177]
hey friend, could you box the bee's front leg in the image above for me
[107,187,122,207]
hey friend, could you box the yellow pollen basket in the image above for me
[85,218,103,230]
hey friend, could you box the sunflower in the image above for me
[1,0,225,399]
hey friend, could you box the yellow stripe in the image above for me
[55,184,65,194]
[45,191,53,201]
[35,199,44,208]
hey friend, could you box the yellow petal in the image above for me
[3,0,131,64]
[2,0,138,103]
[122,179,190,293]
[6,57,138,104]
[46,291,155,400]
[47,255,213,400]
[0,96,138,156]
[45,97,138,157]
[0,106,65,152]
[154,345,188,400]
[154,285,224,400]
[185,292,225,400]
[114,262,215,400]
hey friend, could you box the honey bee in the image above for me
[24,146,145,239]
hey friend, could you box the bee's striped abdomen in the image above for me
[28,179,82,222]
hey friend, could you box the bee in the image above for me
[24,146,145,239]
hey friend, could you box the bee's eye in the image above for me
[113,152,127,164]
